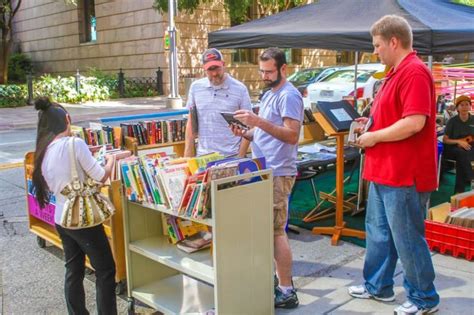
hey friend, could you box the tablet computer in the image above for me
[220,112,249,130]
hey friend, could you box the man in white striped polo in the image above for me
[184,48,252,157]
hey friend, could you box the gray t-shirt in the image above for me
[252,82,304,176]
[186,74,252,156]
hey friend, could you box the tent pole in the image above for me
[428,55,433,71]
[354,51,359,105]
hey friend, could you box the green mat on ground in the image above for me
[289,166,456,248]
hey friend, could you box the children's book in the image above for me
[159,163,190,211]
[176,231,212,253]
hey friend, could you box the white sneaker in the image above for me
[348,285,395,302]
[394,301,439,314]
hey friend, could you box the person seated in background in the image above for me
[443,95,474,193]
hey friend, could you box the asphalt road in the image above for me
[0,128,37,165]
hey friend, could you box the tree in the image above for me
[153,0,309,25]
[0,0,21,84]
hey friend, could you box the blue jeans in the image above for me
[363,183,439,309]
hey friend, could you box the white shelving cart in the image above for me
[122,169,274,314]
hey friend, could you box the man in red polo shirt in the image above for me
[347,15,440,315]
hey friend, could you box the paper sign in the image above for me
[330,108,352,122]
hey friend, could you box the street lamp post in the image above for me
[166,0,183,109]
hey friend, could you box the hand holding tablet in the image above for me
[220,112,250,130]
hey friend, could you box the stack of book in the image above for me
[444,207,474,228]
[164,214,209,244]
[120,153,267,220]
[178,156,267,219]
[90,147,132,182]
[120,118,187,146]
[451,191,474,211]
[120,154,174,205]
[71,124,122,148]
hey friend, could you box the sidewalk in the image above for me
[0,97,172,130]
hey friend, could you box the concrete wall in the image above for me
[13,0,338,96]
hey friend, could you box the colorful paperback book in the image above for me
[188,152,223,174]
[159,163,189,211]
[237,157,266,184]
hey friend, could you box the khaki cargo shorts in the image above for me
[273,176,296,236]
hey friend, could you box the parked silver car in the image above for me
[288,66,340,96]
[303,63,385,108]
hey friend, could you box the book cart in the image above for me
[124,136,185,157]
[24,152,127,294]
[122,169,274,315]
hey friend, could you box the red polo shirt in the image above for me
[363,52,437,192]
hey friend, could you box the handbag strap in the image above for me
[67,137,80,181]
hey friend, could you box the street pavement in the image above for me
[0,98,472,314]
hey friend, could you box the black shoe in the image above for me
[274,287,299,309]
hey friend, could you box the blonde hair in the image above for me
[370,15,413,49]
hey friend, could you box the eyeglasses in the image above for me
[258,69,277,75]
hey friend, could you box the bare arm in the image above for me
[238,137,250,157]
[184,116,196,157]
[234,110,300,145]
[357,114,426,148]
[100,155,115,183]
[443,134,471,150]
[230,125,255,141]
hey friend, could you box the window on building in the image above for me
[336,51,355,65]
[284,48,302,65]
[78,0,96,43]
[231,49,258,64]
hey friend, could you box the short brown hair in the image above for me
[370,15,412,49]
[260,47,287,70]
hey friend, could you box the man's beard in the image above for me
[264,71,282,88]
[210,73,225,86]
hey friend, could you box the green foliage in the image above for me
[0,84,28,107]
[152,0,308,25]
[0,69,160,107]
[33,74,111,103]
[122,79,158,98]
[226,0,252,25]
[153,0,211,14]
[7,53,33,83]
[86,68,119,98]
[451,0,474,6]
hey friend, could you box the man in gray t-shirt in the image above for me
[184,48,252,157]
[233,47,304,309]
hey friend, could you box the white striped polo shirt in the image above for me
[186,74,252,156]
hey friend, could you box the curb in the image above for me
[0,162,23,170]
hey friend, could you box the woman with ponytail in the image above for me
[32,97,117,315]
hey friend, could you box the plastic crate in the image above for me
[425,220,474,261]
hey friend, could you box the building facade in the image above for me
[12,0,340,96]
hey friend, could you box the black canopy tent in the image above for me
[208,0,474,55]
